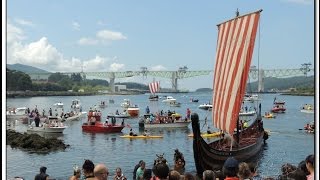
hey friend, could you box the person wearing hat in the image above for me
[34,166,49,180]
[222,157,239,180]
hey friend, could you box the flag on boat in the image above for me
[149,81,160,94]
[212,10,261,134]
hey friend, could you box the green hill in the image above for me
[7,63,49,73]
[247,76,314,92]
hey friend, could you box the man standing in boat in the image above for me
[186,108,191,120]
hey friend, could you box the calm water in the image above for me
[5,93,315,179]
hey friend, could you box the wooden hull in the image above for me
[149,95,159,101]
[82,122,124,133]
[191,113,267,175]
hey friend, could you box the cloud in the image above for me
[72,21,80,31]
[78,37,98,45]
[283,0,313,5]
[7,22,123,73]
[14,18,34,26]
[77,29,127,46]
[82,55,110,72]
[109,63,125,71]
[96,30,127,41]
[7,23,25,44]
[12,37,63,66]
[150,65,167,71]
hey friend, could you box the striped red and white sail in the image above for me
[149,81,160,94]
[212,10,261,134]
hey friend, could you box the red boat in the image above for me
[271,104,286,113]
[127,106,140,117]
[82,122,125,133]
[82,112,125,133]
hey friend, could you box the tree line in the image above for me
[6,69,110,92]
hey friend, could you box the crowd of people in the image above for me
[11,153,314,180]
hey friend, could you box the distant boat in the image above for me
[190,98,199,103]
[71,99,81,109]
[53,102,64,108]
[82,113,124,133]
[169,101,181,107]
[198,103,212,111]
[6,107,28,120]
[243,94,259,102]
[300,104,314,114]
[27,116,67,133]
[149,81,160,101]
[162,96,176,103]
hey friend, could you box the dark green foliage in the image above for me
[86,79,109,87]
[48,73,69,83]
[6,68,32,91]
[70,73,82,82]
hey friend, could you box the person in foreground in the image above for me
[222,157,239,180]
[305,154,314,180]
[34,166,49,180]
[113,167,127,180]
[152,154,170,180]
[94,163,109,180]
[82,159,95,180]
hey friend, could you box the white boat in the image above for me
[62,112,87,121]
[162,96,177,103]
[300,104,314,113]
[143,120,191,129]
[300,109,314,114]
[198,104,212,111]
[169,101,181,107]
[54,102,64,108]
[121,99,131,108]
[243,94,259,102]
[71,99,81,109]
[108,112,130,119]
[27,117,67,133]
[6,107,28,120]
[239,110,256,116]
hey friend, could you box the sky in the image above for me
[3,0,317,91]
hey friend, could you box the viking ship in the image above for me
[191,9,268,176]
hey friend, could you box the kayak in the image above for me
[120,135,163,139]
[188,132,221,138]
[263,114,276,118]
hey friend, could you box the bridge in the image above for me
[27,63,314,92]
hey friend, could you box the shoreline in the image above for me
[6,90,314,98]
